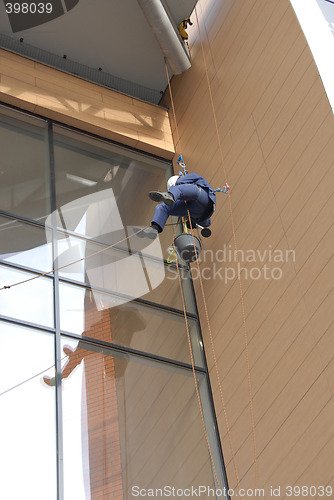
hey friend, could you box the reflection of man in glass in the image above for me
[43,344,85,386]
[43,304,146,386]
[42,300,146,499]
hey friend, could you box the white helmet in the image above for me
[167,175,179,190]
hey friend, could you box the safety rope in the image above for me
[0,226,149,291]
[0,221,187,290]
[165,59,182,152]
[0,356,68,397]
[164,48,241,490]
[194,5,258,489]
[165,55,230,487]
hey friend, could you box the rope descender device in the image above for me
[177,155,188,176]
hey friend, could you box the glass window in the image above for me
[53,125,169,235]
[56,232,196,313]
[0,105,226,500]
[52,125,196,313]
[0,107,50,221]
[0,216,53,272]
[52,126,189,282]
[0,265,54,328]
[59,283,204,367]
[60,338,221,500]
[0,322,57,500]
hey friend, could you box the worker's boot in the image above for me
[43,375,56,386]
[134,223,160,239]
[148,191,175,206]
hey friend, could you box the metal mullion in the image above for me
[60,330,207,374]
[0,260,196,320]
[0,209,53,229]
[48,122,64,500]
[55,226,189,270]
[58,275,198,319]
[0,314,56,334]
[53,260,64,500]
[0,259,54,278]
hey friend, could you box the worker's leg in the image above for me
[152,201,189,231]
[149,185,209,208]
[141,186,210,239]
[169,184,209,206]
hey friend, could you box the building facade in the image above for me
[0,0,334,498]
[163,0,334,495]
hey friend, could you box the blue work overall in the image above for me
[152,181,215,231]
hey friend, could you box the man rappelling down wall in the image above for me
[138,171,217,240]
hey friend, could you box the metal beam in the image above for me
[137,0,191,74]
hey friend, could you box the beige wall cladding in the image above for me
[0,49,174,158]
[163,0,334,494]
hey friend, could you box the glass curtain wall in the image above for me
[0,104,228,500]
